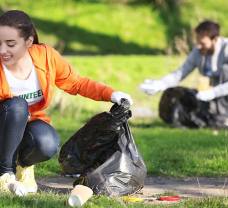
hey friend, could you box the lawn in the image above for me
[0,193,227,208]
[0,1,227,207]
[1,0,228,55]
[30,55,227,208]
[32,55,228,178]
[20,55,225,208]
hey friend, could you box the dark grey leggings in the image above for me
[0,97,60,175]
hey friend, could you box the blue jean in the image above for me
[0,97,60,175]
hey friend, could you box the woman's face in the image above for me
[0,26,32,67]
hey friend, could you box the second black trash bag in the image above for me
[58,99,147,196]
[159,87,227,128]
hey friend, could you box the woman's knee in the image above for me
[32,122,60,159]
[0,97,29,120]
[19,120,60,165]
[38,136,59,159]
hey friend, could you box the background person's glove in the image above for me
[111,91,133,105]
[139,79,166,95]
[196,89,216,101]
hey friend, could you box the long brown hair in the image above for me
[0,10,39,44]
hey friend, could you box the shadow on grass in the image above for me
[0,5,164,55]
[32,16,164,55]
[70,0,193,54]
[0,2,192,55]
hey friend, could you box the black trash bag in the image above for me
[159,87,219,128]
[58,99,147,196]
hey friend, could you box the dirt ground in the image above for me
[38,175,227,205]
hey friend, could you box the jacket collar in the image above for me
[28,44,47,72]
[0,44,48,100]
[0,63,11,98]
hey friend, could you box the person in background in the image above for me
[0,10,132,196]
[140,20,228,125]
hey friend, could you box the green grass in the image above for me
[0,193,227,208]
[1,0,228,54]
[39,112,228,178]
[49,55,191,115]
[8,53,227,208]
[134,125,228,176]
[31,55,228,178]
[1,0,166,54]
[0,1,228,207]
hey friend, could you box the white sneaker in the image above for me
[8,180,28,196]
[0,172,28,196]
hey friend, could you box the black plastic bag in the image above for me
[58,99,147,196]
[159,87,226,128]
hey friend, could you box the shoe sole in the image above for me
[26,186,38,193]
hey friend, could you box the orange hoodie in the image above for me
[0,44,114,123]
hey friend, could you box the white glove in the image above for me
[196,89,216,101]
[139,79,166,95]
[111,91,133,105]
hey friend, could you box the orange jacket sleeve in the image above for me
[48,47,114,101]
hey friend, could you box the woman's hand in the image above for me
[111,91,133,105]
